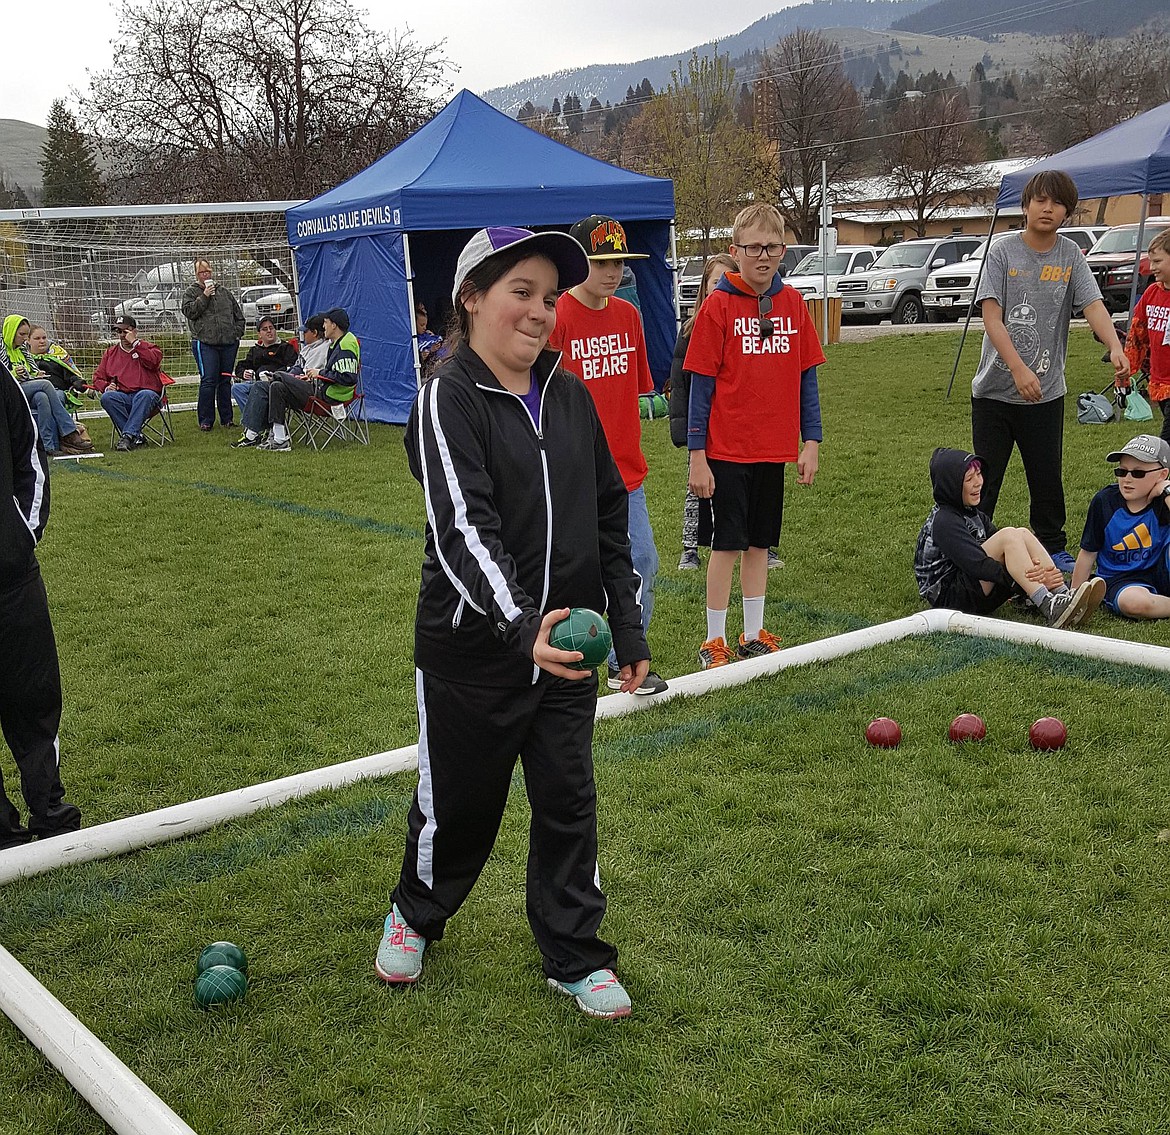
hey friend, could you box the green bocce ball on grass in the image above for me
[194,964,248,1008]
[196,941,248,975]
[194,940,249,1009]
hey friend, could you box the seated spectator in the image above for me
[233,313,328,448]
[1,314,93,456]
[26,326,90,408]
[234,308,358,452]
[1072,434,1170,619]
[231,316,299,417]
[915,447,1104,627]
[92,316,165,452]
[416,301,445,376]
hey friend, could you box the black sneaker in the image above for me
[114,435,133,452]
[131,434,148,448]
[231,432,264,448]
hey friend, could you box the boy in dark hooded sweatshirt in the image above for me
[915,447,1105,628]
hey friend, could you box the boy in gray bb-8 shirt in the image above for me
[971,169,1128,572]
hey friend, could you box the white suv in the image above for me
[785,247,881,298]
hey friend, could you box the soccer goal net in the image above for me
[0,200,302,350]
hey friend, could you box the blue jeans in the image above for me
[101,389,161,438]
[609,485,658,666]
[231,381,256,418]
[20,379,76,451]
[192,341,239,426]
[242,381,271,433]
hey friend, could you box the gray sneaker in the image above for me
[258,435,292,452]
[1043,581,1093,629]
[767,549,784,570]
[606,665,668,695]
[678,548,701,570]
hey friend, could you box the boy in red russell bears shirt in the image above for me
[685,203,826,669]
[1124,228,1170,445]
[549,214,667,696]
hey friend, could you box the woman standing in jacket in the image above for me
[374,227,649,1019]
[181,259,244,430]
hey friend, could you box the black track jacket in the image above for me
[405,344,649,687]
[1,359,49,588]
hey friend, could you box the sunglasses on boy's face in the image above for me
[1114,466,1164,479]
[757,294,774,340]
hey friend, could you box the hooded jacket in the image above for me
[1,314,35,379]
[683,272,824,463]
[406,342,649,687]
[181,281,245,344]
[914,447,1011,605]
[1,356,48,588]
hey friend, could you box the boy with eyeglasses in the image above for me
[684,203,825,669]
[1072,434,1170,619]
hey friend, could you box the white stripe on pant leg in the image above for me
[414,668,437,889]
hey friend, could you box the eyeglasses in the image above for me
[1114,466,1164,479]
[757,294,774,340]
[737,242,785,259]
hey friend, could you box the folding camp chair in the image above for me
[289,367,369,449]
[109,373,176,447]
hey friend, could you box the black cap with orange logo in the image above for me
[568,215,650,260]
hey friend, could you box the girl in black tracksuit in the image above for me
[376,228,649,1017]
[0,359,81,847]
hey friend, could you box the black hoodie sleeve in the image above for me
[931,507,1011,586]
[668,331,690,448]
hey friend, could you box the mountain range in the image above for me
[482,0,1156,113]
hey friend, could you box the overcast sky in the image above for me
[3,0,799,126]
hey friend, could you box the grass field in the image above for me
[3,327,1170,1133]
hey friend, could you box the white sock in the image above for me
[1028,585,1051,609]
[743,596,765,641]
[272,424,289,442]
[706,608,727,642]
[244,429,260,441]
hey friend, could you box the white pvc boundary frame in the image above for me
[3,608,1170,1134]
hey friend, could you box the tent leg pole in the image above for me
[289,251,302,331]
[403,232,423,390]
[1126,197,1150,319]
[670,221,681,332]
[946,207,998,400]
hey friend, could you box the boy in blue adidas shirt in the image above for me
[1073,434,1170,619]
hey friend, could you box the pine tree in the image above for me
[39,99,105,206]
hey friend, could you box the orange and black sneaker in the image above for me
[736,628,782,659]
[698,636,736,670]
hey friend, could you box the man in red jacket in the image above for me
[93,317,165,451]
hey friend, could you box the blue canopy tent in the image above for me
[947,100,1170,397]
[286,90,677,423]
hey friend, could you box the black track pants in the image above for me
[972,394,1067,553]
[0,568,81,849]
[392,668,616,984]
